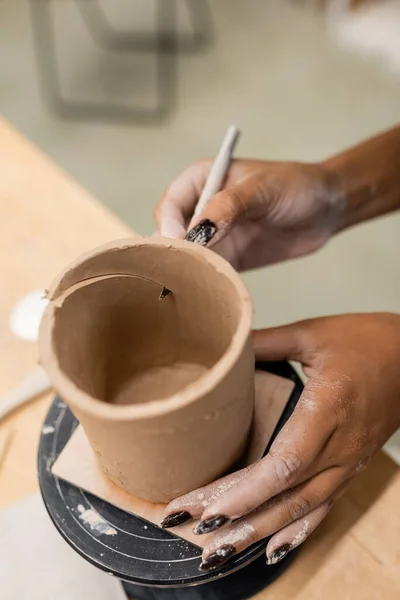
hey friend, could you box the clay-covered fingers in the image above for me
[161,399,333,531]
[199,467,345,571]
[160,466,256,529]
[197,395,334,524]
[264,501,333,566]
[199,503,332,571]
[185,171,267,247]
[265,478,352,565]
[155,159,267,245]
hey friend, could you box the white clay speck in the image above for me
[201,470,250,509]
[291,520,310,548]
[209,522,255,549]
[77,504,117,536]
[42,425,55,435]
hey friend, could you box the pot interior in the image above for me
[51,248,244,405]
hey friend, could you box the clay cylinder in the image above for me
[39,237,254,502]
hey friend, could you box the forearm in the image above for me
[323,125,400,231]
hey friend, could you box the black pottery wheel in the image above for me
[38,361,303,599]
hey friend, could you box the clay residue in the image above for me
[291,519,310,548]
[77,504,117,536]
[42,425,55,435]
[200,468,254,509]
[205,521,255,553]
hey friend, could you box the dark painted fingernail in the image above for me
[266,543,291,565]
[193,515,229,535]
[199,545,236,571]
[160,511,192,528]
[185,219,217,246]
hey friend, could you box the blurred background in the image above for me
[1,0,400,455]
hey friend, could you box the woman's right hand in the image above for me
[154,159,345,271]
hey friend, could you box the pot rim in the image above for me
[39,237,253,422]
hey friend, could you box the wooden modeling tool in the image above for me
[0,367,51,422]
[159,125,241,299]
[0,428,13,467]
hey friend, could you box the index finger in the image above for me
[154,160,212,238]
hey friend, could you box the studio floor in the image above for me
[1,0,400,457]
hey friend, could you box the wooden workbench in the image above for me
[0,118,399,599]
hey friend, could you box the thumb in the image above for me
[253,323,307,363]
[185,174,263,247]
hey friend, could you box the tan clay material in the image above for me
[39,237,254,502]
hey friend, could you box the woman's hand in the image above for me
[160,313,400,571]
[154,159,344,271]
[155,127,400,271]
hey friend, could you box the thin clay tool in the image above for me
[0,428,13,467]
[0,367,51,422]
[160,125,241,299]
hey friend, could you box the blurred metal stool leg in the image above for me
[29,0,213,124]
[75,0,212,53]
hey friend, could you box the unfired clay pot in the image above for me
[39,237,254,502]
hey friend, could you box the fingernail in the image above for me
[266,543,291,565]
[199,545,236,571]
[193,515,229,535]
[160,511,192,528]
[186,219,217,246]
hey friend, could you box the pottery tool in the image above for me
[191,124,241,220]
[159,125,241,299]
[0,367,51,422]
[38,361,303,599]
[0,429,13,468]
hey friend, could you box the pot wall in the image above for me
[39,238,254,502]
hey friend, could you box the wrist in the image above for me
[321,154,371,233]
[317,160,348,234]
[321,126,400,232]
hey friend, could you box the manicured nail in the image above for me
[160,511,192,528]
[199,545,236,571]
[193,515,229,535]
[267,543,291,565]
[186,219,217,246]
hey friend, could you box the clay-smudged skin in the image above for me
[153,124,400,569]
[39,237,254,503]
[155,125,400,272]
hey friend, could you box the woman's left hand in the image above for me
[160,313,400,570]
